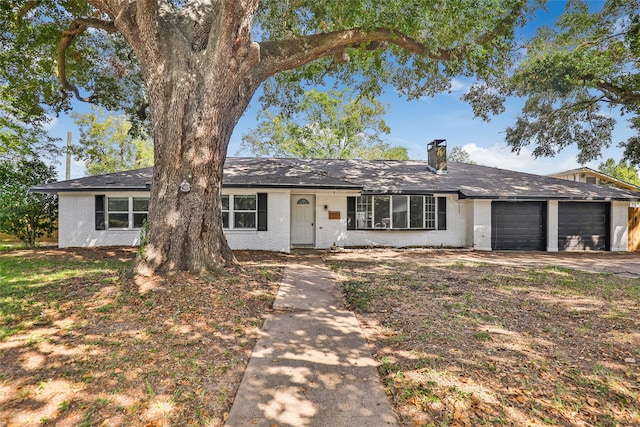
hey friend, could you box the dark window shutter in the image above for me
[347,197,356,230]
[257,193,268,231]
[437,196,447,230]
[95,195,105,230]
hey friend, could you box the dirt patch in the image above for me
[329,252,640,427]
[0,247,287,426]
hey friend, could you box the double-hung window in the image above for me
[348,195,445,230]
[106,197,149,229]
[222,194,257,229]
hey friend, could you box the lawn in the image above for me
[0,247,285,426]
[329,252,640,427]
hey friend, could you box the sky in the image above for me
[44,1,633,180]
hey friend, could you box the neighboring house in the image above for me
[32,140,640,252]
[547,167,640,191]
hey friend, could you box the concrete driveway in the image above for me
[324,249,640,278]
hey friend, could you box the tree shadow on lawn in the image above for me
[0,247,286,426]
[330,259,640,427]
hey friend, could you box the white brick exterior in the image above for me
[58,192,145,248]
[312,191,354,249]
[223,190,291,252]
[56,190,632,252]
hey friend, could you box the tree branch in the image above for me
[15,0,42,23]
[85,0,115,15]
[257,28,428,79]
[57,17,117,103]
[256,2,524,80]
[595,81,640,104]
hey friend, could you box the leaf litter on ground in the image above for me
[0,247,286,427]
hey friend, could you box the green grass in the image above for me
[0,243,22,251]
[0,251,131,339]
[532,267,640,301]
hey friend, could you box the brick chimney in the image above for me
[427,139,447,174]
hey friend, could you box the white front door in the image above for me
[291,195,315,246]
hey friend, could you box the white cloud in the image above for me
[461,142,584,175]
[448,78,468,93]
[42,116,59,131]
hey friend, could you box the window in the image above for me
[425,196,436,229]
[133,198,149,228]
[356,195,372,228]
[222,194,259,229]
[374,195,390,228]
[351,195,444,230]
[106,196,149,229]
[234,195,257,228]
[222,195,230,228]
[392,195,408,228]
[410,196,424,229]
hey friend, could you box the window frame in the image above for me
[222,194,258,230]
[106,196,149,230]
[353,195,443,230]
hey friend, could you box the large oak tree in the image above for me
[1,0,530,273]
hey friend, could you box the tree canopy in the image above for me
[0,97,59,162]
[0,1,529,128]
[465,0,640,164]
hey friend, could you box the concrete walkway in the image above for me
[225,256,398,427]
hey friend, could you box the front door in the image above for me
[291,195,315,246]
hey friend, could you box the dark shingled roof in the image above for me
[31,157,640,201]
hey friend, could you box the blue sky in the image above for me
[45,1,632,179]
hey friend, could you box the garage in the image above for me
[558,202,610,250]
[492,201,546,250]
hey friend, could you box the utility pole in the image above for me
[66,131,71,180]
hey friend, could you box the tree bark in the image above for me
[120,3,260,273]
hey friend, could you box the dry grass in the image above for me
[329,253,640,427]
[0,248,286,426]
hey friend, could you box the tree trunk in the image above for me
[131,21,260,274]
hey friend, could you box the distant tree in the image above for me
[598,158,640,187]
[0,158,58,247]
[242,89,408,160]
[447,146,477,164]
[73,107,153,175]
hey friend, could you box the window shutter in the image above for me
[257,193,268,231]
[347,197,356,230]
[437,196,447,230]
[95,195,105,230]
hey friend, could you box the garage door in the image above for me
[492,202,546,250]
[558,202,609,250]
